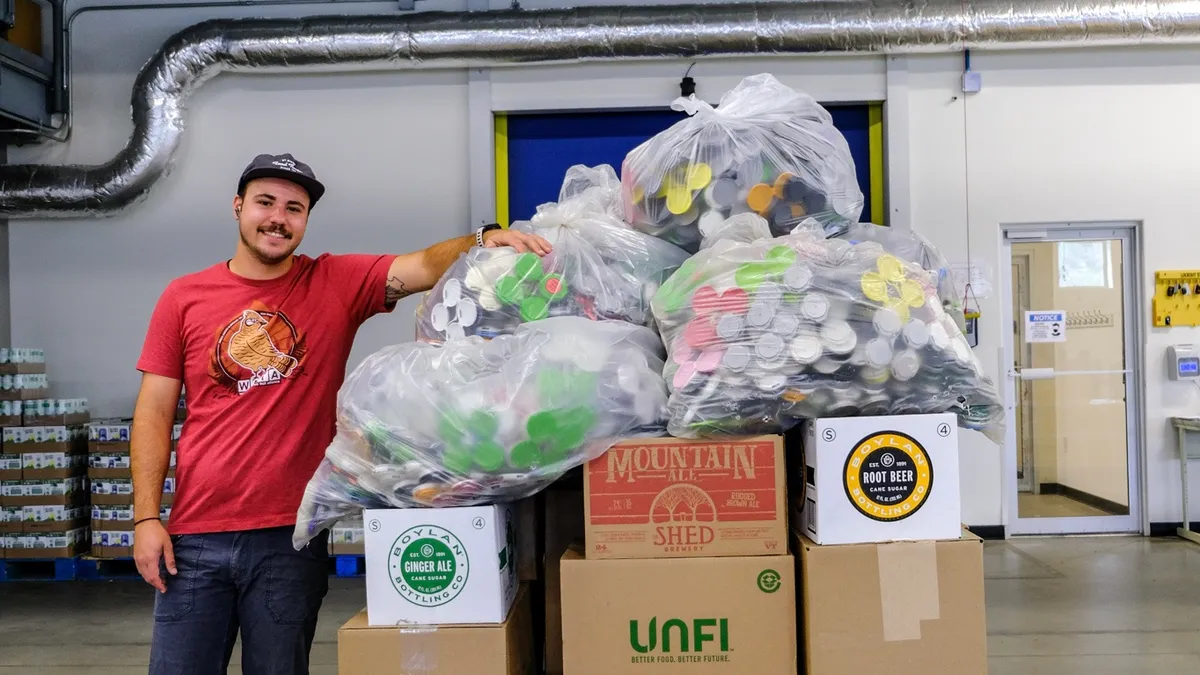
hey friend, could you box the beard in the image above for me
[240,225,297,265]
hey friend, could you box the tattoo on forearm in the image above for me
[386,276,412,303]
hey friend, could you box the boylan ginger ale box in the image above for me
[363,504,519,626]
[583,435,787,559]
[560,546,797,674]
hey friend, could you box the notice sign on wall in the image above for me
[1025,311,1066,342]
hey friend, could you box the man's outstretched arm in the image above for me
[384,227,552,304]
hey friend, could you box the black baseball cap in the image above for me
[237,153,326,207]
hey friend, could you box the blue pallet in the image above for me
[1,554,366,581]
[0,557,79,581]
[76,557,141,580]
[334,554,365,578]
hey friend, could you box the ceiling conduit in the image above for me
[2,0,1199,218]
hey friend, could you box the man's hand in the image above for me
[134,519,176,593]
[385,227,555,305]
[483,228,553,256]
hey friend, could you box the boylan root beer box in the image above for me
[363,504,519,626]
[583,435,787,559]
[800,413,961,546]
[560,546,797,674]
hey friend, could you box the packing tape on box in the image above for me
[393,626,439,673]
[876,540,940,642]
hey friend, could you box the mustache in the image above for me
[258,226,293,239]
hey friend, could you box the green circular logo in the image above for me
[389,525,470,607]
[757,569,782,594]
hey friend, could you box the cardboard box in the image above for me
[560,547,797,674]
[515,496,538,582]
[800,413,961,545]
[21,451,86,480]
[0,454,21,480]
[795,530,988,674]
[544,488,584,674]
[88,421,132,453]
[0,505,22,533]
[90,477,133,505]
[331,518,365,556]
[1,476,87,507]
[338,584,533,675]
[364,504,519,626]
[3,526,88,559]
[88,452,131,479]
[22,505,86,532]
[92,529,136,558]
[583,436,787,560]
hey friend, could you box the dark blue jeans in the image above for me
[148,526,330,675]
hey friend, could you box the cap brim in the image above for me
[239,168,325,206]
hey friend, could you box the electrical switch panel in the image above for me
[1153,270,1200,327]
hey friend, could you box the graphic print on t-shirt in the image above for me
[209,304,308,395]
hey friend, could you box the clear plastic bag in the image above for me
[292,316,669,549]
[620,73,864,253]
[650,215,1005,442]
[834,222,963,320]
[415,165,691,342]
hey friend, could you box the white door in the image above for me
[1001,225,1142,535]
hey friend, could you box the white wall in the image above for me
[905,47,1200,526]
[9,1,471,416]
[9,2,1200,527]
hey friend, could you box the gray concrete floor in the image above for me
[1,536,1198,673]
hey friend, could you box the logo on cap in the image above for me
[271,158,300,172]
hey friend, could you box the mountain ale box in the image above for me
[560,547,797,674]
[584,436,787,559]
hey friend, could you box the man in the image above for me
[131,153,551,675]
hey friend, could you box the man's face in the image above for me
[233,177,311,265]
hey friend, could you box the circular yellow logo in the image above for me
[843,431,933,522]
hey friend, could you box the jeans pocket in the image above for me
[153,535,205,622]
[265,544,328,626]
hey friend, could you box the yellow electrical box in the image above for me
[1153,270,1200,327]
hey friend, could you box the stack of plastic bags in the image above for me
[649,213,1005,443]
[292,317,668,548]
[415,165,690,342]
[620,73,864,253]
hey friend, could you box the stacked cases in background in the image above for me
[337,504,533,674]
[0,348,93,559]
[561,436,796,674]
[89,420,176,557]
[328,516,364,555]
[792,413,988,674]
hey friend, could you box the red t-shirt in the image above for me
[136,253,395,535]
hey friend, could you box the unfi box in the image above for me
[800,413,961,545]
[560,547,797,674]
[583,435,787,559]
[363,504,519,626]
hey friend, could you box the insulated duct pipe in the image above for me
[3,0,1200,218]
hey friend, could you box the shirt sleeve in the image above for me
[136,283,185,380]
[323,254,398,325]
